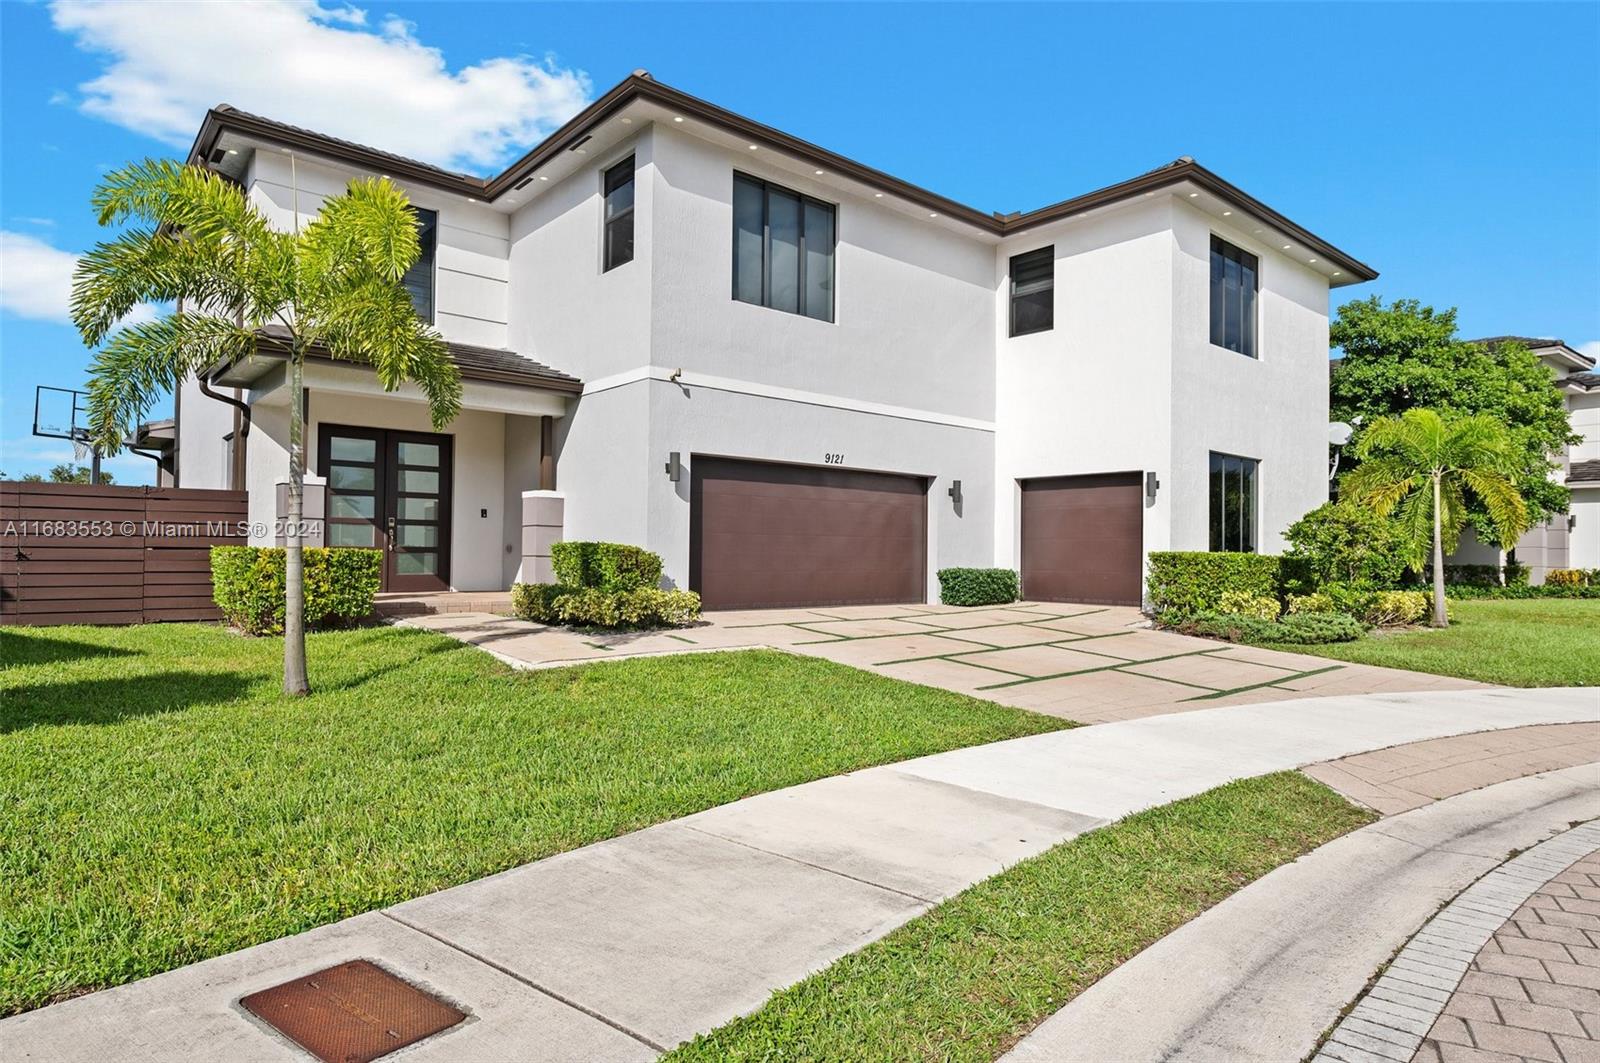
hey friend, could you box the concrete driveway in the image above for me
[404,600,1483,724]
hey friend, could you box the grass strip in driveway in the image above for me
[0,624,1067,1016]
[1269,598,1600,687]
[667,772,1374,1063]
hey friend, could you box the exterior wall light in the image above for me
[947,479,962,505]
[1145,471,1159,501]
[665,451,681,482]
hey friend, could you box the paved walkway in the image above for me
[5,687,1595,1061]
[1316,824,1600,1063]
[405,601,1484,723]
[1003,773,1600,1063]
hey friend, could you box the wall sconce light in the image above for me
[664,451,681,482]
[1145,471,1159,501]
[947,479,962,505]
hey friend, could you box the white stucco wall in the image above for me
[1571,391,1600,463]
[174,373,238,489]
[1572,489,1600,569]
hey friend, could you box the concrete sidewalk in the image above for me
[5,687,1597,1061]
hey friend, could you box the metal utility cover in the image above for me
[240,960,465,1063]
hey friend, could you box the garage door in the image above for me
[691,458,927,610]
[1020,473,1144,605]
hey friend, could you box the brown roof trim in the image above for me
[188,72,1377,282]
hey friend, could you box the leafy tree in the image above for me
[1342,408,1528,627]
[46,463,114,485]
[70,159,460,695]
[1282,500,1408,590]
[1330,297,1576,545]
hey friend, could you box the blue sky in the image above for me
[3,1,1597,483]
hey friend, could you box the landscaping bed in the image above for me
[668,772,1372,1062]
[0,623,1066,1015]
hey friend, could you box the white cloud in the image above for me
[0,230,158,328]
[50,0,593,174]
[1578,340,1599,364]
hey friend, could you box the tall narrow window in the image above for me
[731,172,835,321]
[402,207,438,322]
[1009,246,1054,337]
[1209,235,1258,358]
[1209,451,1259,552]
[603,156,635,271]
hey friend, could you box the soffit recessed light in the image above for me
[814,169,825,176]
[929,212,939,218]
[226,148,238,155]
[1333,271,1342,277]
[467,198,477,203]
[1282,244,1292,250]
[1222,210,1232,216]
[538,175,548,181]
[874,192,883,198]
[1188,192,1198,198]
[673,116,684,122]
[621,117,632,125]
[1308,258,1317,264]
[1254,228,1264,234]
[748,144,758,150]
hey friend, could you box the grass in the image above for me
[668,772,1373,1063]
[0,623,1066,1016]
[1276,598,1600,687]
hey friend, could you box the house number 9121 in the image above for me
[823,453,845,465]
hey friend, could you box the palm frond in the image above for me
[1458,465,1529,546]
[314,279,461,429]
[1341,457,1422,517]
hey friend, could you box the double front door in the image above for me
[320,425,453,592]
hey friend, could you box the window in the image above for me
[1209,452,1258,552]
[1009,246,1054,337]
[732,173,835,322]
[1209,235,1258,358]
[603,156,635,271]
[402,207,438,322]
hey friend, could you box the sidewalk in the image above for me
[4,687,1597,1061]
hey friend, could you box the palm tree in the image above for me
[71,158,461,694]
[1342,408,1528,627]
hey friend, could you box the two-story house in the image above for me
[172,71,1377,609]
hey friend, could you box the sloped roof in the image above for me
[1570,459,1600,485]
[246,324,582,393]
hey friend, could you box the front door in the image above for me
[320,425,453,592]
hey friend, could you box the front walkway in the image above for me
[403,601,1483,723]
[6,687,1595,1061]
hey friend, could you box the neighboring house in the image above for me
[1449,338,1599,582]
[171,71,1376,608]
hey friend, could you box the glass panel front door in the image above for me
[320,425,452,592]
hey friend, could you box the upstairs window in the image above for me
[1209,235,1258,358]
[402,207,438,322]
[1209,451,1258,552]
[732,173,835,322]
[603,156,635,271]
[1009,246,1054,337]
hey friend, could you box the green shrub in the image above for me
[511,583,701,629]
[1218,590,1282,621]
[549,542,663,591]
[1364,589,1428,627]
[1170,610,1366,645]
[1286,592,1334,615]
[1282,501,1409,591]
[210,546,381,636]
[1145,552,1281,615]
[1419,563,1502,587]
[1320,582,1378,619]
[1443,582,1600,600]
[937,568,1019,607]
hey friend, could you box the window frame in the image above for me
[731,171,837,323]
[402,206,438,324]
[1208,234,1259,359]
[602,155,636,273]
[1008,245,1055,338]
[1208,451,1260,553]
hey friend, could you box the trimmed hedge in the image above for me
[210,546,381,636]
[1171,610,1366,645]
[937,568,1019,607]
[511,582,701,629]
[1145,552,1282,615]
[1444,582,1600,600]
[550,542,663,592]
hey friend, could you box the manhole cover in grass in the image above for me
[240,959,465,1063]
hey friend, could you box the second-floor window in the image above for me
[1009,246,1054,337]
[1209,235,1258,358]
[402,206,438,322]
[732,173,835,322]
[603,156,635,271]
[1209,451,1258,552]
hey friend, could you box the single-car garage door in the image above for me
[691,458,927,610]
[1020,473,1144,605]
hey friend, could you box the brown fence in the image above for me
[1,482,248,626]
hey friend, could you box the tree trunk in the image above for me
[1430,471,1448,628]
[283,347,311,695]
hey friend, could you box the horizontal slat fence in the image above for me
[1,482,248,626]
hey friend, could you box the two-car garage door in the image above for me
[1020,473,1144,606]
[691,458,927,611]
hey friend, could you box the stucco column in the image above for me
[521,489,564,584]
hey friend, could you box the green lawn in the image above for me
[1280,598,1600,687]
[0,623,1066,1016]
[668,772,1372,1063]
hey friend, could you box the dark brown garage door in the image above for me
[691,458,927,610]
[1021,473,1144,606]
